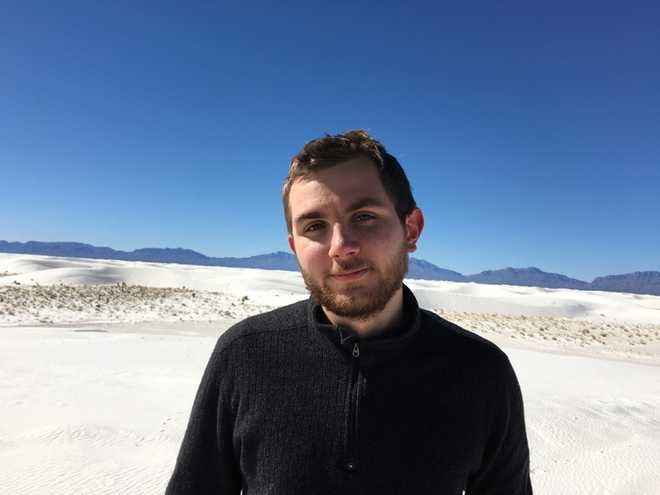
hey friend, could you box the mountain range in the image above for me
[1,240,659,296]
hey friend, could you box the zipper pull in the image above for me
[352,343,360,358]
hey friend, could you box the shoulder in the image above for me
[213,298,309,354]
[193,301,310,399]
[419,309,515,378]
[418,310,524,419]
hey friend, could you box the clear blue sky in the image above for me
[2,1,659,281]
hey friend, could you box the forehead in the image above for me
[288,158,393,217]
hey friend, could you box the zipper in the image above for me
[345,342,361,471]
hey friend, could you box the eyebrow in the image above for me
[294,197,389,225]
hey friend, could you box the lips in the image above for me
[330,267,370,279]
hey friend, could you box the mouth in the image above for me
[330,267,370,281]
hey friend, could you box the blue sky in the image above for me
[1,1,659,281]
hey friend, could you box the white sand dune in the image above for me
[3,253,659,324]
[409,278,660,323]
[1,324,659,495]
[1,253,660,494]
[0,253,307,298]
[2,253,659,364]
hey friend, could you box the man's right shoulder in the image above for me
[214,298,310,352]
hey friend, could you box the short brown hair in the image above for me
[283,129,417,233]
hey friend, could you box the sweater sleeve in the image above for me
[165,336,241,495]
[466,353,533,494]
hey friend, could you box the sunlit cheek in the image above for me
[295,236,329,265]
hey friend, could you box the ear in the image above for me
[287,233,297,254]
[404,208,424,253]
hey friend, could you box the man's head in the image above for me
[283,130,424,321]
[283,130,416,234]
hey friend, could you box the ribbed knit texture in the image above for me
[166,285,532,494]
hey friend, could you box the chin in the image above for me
[327,279,373,295]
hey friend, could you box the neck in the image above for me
[323,287,405,338]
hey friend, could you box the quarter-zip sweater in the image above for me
[166,285,532,494]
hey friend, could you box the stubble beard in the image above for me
[300,245,409,321]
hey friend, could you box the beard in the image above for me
[300,245,409,320]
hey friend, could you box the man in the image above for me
[166,130,533,494]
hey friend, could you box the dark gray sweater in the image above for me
[166,285,532,494]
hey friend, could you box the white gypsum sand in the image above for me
[0,253,659,494]
[2,253,659,365]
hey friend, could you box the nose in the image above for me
[327,223,359,259]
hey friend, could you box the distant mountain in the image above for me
[0,242,300,270]
[213,251,299,271]
[130,247,212,265]
[591,272,660,296]
[466,267,590,290]
[1,240,659,296]
[0,241,121,260]
[407,258,466,282]
[0,241,215,265]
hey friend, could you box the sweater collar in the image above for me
[307,284,422,367]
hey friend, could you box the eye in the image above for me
[354,213,376,222]
[303,222,325,233]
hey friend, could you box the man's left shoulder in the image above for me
[418,308,515,374]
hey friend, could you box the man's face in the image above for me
[287,158,421,320]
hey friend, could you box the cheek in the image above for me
[294,238,328,268]
[359,221,405,245]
